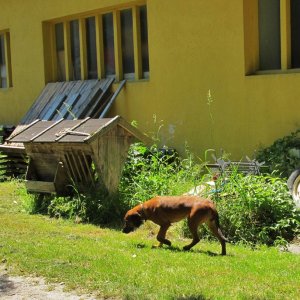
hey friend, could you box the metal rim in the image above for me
[292,174,300,208]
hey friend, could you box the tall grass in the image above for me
[209,168,300,246]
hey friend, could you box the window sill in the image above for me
[247,68,300,76]
[0,87,13,92]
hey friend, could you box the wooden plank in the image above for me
[90,94,112,118]
[67,80,100,118]
[81,150,95,185]
[41,94,67,120]
[69,152,83,182]
[51,80,86,120]
[99,80,126,117]
[77,152,89,183]
[77,78,114,118]
[25,180,56,193]
[6,119,40,142]
[32,81,65,121]
[20,82,58,124]
[55,117,90,141]
[35,83,65,121]
[65,153,77,182]
[85,78,115,117]
[30,119,64,141]
[52,93,81,120]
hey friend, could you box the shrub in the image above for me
[256,128,300,178]
[209,169,300,246]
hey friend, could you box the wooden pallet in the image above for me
[20,78,116,124]
[0,145,27,178]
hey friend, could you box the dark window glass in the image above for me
[86,17,98,79]
[70,20,81,80]
[103,13,115,77]
[55,23,66,81]
[140,6,149,77]
[291,0,300,68]
[121,9,134,77]
[258,0,281,70]
[0,35,7,88]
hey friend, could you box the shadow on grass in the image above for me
[133,242,227,257]
[174,296,209,300]
[124,294,209,300]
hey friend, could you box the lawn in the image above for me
[0,181,300,299]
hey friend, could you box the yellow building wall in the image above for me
[0,0,299,160]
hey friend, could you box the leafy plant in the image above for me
[210,169,300,246]
[256,128,300,177]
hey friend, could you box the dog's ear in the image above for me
[130,213,143,228]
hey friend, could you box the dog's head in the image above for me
[122,211,144,234]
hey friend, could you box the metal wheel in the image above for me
[287,169,300,208]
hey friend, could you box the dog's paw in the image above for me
[183,245,191,251]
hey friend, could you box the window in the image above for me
[103,13,115,77]
[55,23,66,81]
[121,9,135,79]
[45,4,149,82]
[291,0,300,68]
[70,20,81,80]
[140,5,149,77]
[0,31,12,88]
[86,17,98,79]
[244,0,300,74]
[258,0,281,70]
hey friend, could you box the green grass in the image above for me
[0,181,300,299]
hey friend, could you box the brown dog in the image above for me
[123,195,228,255]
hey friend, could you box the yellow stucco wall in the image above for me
[0,0,299,159]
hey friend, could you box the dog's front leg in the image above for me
[183,218,200,251]
[156,224,171,247]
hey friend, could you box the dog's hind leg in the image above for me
[183,217,200,251]
[207,218,227,255]
[156,224,172,247]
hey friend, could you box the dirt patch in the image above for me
[286,244,300,254]
[0,266,97,300]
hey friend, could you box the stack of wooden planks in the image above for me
[20,78,115,124]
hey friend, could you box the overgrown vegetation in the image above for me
[256,128,300,177]
[1,181,300,299]
[2,119,300,247]
[210,170,300,246]
[120,144,300,247]
[119,143,201,206]
[18,140,300,247]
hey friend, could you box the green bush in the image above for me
[209,169,300,246]
[256,128,300,177]
[118,143,203,208]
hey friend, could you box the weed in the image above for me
[119,142,202,207]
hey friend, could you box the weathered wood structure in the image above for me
[7,116,148,195]
[0,79,126,178]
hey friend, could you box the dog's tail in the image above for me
[214,212,229,242]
